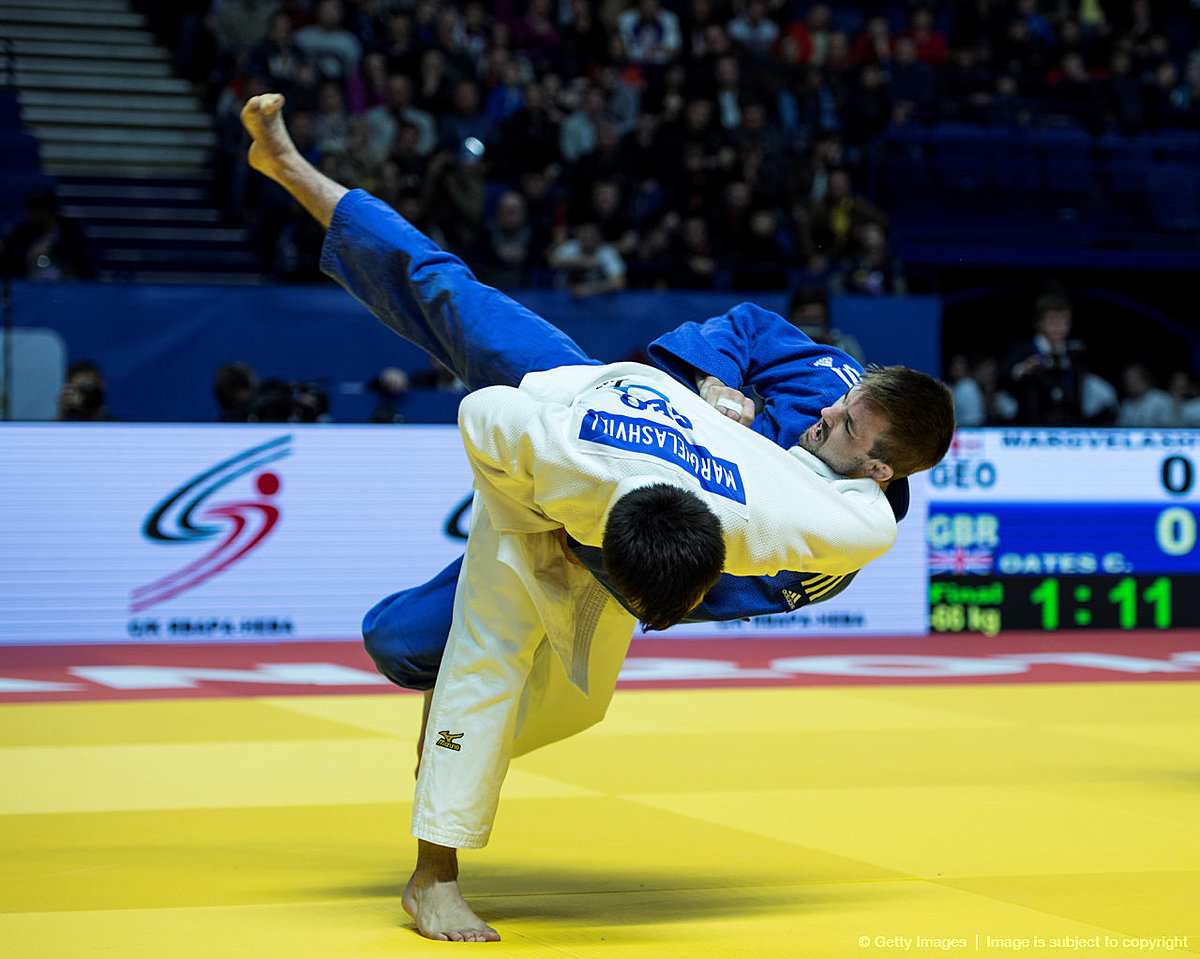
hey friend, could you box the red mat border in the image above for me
[0,631,1197,702]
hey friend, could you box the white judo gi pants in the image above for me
[410,494,636,850]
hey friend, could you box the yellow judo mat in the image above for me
[2,682,1197,958]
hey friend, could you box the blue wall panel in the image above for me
[10,282,941,422]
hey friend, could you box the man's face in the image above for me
[1037,309,1071,348]
[797,386,892,480]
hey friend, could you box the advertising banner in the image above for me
[0,423,929,645]
[0,425,474,645]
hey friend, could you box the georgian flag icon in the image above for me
[130,436,291,612]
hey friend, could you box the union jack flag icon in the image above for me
[929,546,995,575]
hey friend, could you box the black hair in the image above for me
[601,483,725,631]
[66,359,101,379]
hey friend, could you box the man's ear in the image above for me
[864,460,894,483]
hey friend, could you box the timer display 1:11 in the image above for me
[1029,576,1171,630]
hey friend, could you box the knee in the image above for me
[362,592,445,691]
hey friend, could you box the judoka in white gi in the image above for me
[240,93,956,942]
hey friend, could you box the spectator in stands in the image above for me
[413,47,455,115]
[341,116,382,189]
[1,190,94,282]
[840,62,893,149]
[594,61,641,136]
[251,11,306,98]
[582,179,638,259]
[733,101,788,176]
[425,144,487,258]
[293,0,362,82]
[380,12,419,75]
[1048,51,1103,131]
[995,14,1050,92]
[781,3,834,66]
[562,0,610,79]
[430,5,476,82]
[681,0,723,62]
[56,360,112,422]
[1142,60,1190,130]
[559,83,611,163]
[1117,362,1175,427]
[1168,371,1200,427]
[785,284,865,363]
[851,15,893,66]
[727,0,779,61]
[947,353,986,427]
[888,36,935,120]
[568,121,628,211]
[796,168,889,273]
[511,0,565,73]
[478,190,533,289]
[410,357,467,394]
[394,187,448,250]
[617,0,683,72]
[460,2,491,67]
[730,206,791,289]
[213,362,259,422]
[938,44,995,122]
[437,79,496,154]
[1181,52,1200,126]
[900,4,948,67]
[832,222,908,297]
[348,50,390,114]
[210,0,278,60]
[346,0,392,52]
[313,79,351,154]
[662,214,718,290]
[366,366,409,423]
[516,166,568,268]
[1105,48,1145,132]
[494,81,561,181]
[548,221,627,298]
[366,74,437,162]
[484,58,527,127]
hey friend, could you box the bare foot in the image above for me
[240,93,299,183]
[402,873,500,942]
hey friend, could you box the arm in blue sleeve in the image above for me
[319,189,596,390]
[648,301,863,448]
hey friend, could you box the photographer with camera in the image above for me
[55,360,112,422]
[1003,291,1116,426]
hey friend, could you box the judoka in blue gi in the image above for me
[241,93,955,942]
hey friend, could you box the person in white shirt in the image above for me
[1117,362,1177,427]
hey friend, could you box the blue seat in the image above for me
[1034,124,1093,196]
[1148,164,1200,231]
[0,131,40,169]
[0,91,21,130]
[1097,132,1152,196]
[931,122,996,195]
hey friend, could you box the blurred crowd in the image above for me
[40,1,1200,427]
[138,0,1200,293]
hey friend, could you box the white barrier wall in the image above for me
[0,423,929,644]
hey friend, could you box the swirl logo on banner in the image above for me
[129,436,292,612]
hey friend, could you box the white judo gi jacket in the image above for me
[413,362,896,849]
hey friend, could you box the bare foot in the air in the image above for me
[240,93,299,183]
[402,872,500,942]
